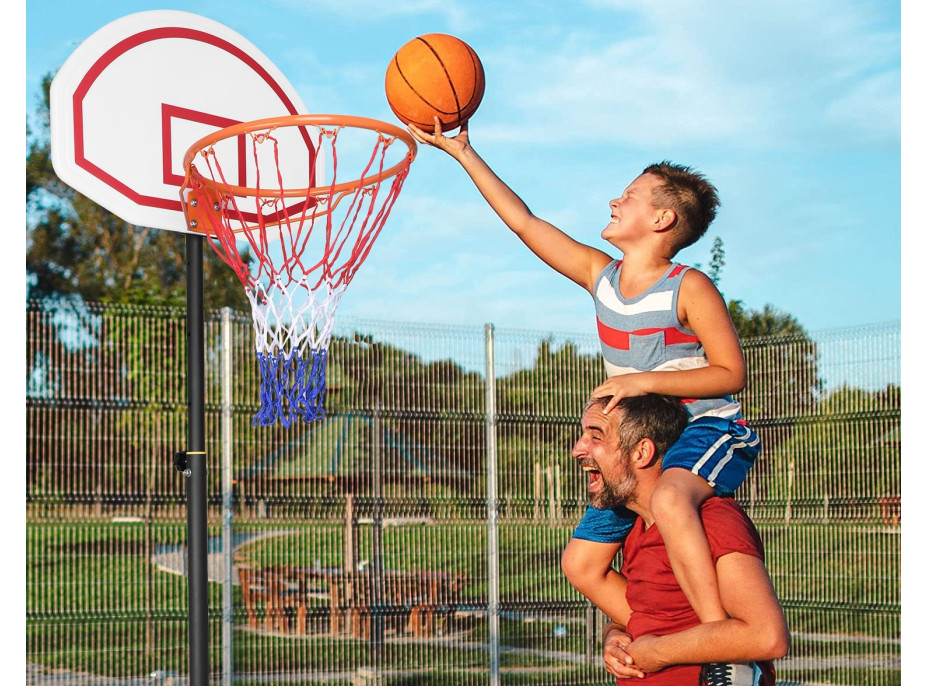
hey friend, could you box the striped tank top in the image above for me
[593,260,741,421]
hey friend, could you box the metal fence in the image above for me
[25,299,901,685]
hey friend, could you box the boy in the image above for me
[408,119,760,638]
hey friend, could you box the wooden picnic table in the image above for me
[238,565,467,638]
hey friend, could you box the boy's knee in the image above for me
[651,474,687,509]
[651,472,706,521]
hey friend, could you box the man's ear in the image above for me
[630,437,659,468]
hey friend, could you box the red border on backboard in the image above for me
[70,26,306,216]
[161,105,246,188]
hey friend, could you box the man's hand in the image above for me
[625,633,671,674]
[603,622,645,679]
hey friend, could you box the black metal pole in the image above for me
[186,234,209,685]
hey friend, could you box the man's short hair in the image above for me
[642,161,720,255]
[587,394,688,458]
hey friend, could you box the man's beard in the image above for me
[591,461,637,510]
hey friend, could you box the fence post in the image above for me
[370,404,385,682]
[221,308,234,686]
[485,324,501,686]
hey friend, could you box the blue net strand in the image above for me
[253,349,328,427]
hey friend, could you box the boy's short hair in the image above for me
[642,161,720,255]
[586,394,688,459]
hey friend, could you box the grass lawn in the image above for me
[27,515,899,684]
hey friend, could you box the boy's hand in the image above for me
[592,374,650,414]
[603,622,645,679]
[407,117,471,160]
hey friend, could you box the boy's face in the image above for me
[601,173,665,245]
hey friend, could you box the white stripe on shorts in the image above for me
[706,435,760,488]
[693,426,761,487]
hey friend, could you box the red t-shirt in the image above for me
[620,497,766,685]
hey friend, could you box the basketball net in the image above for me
[180,115,416,427]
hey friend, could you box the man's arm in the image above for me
[576,567,649,682]
[561,538,631,626]
[623,552,790,673]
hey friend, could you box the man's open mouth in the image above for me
[581,464,602,490]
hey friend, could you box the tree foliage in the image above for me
[731,300,820,416]
[728,300,806,339]
[760,384,900,509]
[325,334,487,478]
[706,235,725,287]
[26,73,250,309]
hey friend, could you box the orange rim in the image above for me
[181,114,417,199]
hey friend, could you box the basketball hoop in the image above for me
[180,114,417,427]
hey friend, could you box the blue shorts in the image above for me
[572,416,761,544]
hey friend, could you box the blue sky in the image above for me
[24,0,903,338]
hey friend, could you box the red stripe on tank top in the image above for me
[597,319,700,350]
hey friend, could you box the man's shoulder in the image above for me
[701,497,764,560]
[702,495,748,515]
[701,496,752,527]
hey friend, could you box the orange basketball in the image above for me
[385,34,485,132]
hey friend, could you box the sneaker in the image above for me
[700,661,763,686]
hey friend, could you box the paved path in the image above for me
[151,530,294,583]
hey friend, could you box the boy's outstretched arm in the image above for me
[595,269,746,412]
[408,118,612,294]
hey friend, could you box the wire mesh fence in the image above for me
[25,299,901,685]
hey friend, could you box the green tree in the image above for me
[27,73,250,309]
[729,300,820,420]
[497,338,603,427]
[495,339,605,514]
[687,235,821,495]
[26,72,253,504]
[687,233,820,427]
[761,384,900,514]
[706,235,725,287]
[326,334,486,478]
[693,235,725,287]
[726,300,823,505]
[729,300,806,339]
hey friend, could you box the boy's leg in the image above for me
[655,417,761,624]
[650,468,726,623]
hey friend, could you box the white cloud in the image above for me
[266,0,479,33]
[825,70,901,143]
[476,0,899,150]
